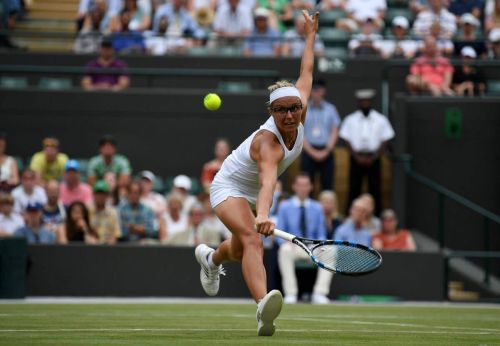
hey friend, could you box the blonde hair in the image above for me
[319,190,339,219]
[359,193,375,217]
[267,80,295,93]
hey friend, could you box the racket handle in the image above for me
[272,229,296,242]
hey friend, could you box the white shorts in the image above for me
[210,175,257,210]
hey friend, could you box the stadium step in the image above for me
[10,37,74,52]
[15,20,75,33]
[28,10,75,20]
[26,0,78,21]
[19,0,78,51]
[29,2,77,12]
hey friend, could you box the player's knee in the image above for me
[242,233,263,254]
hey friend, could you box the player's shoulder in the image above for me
[253,129,283,154]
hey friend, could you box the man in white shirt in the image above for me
[0,193,25,237]
[412,0,456,39]
[337,0,387,31]
[11,170,48,215]
[339,89,394,215]
[213,0,253,41]
[374,16,419,59]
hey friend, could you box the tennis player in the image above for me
[195,10,319,336]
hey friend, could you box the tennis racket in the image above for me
[273,228,382,276]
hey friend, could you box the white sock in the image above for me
[207,252,218,269]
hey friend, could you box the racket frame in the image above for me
[273,228,382,276]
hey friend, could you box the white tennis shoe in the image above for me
[195,244,225,296]
[256,289,283,336]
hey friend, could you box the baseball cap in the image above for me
[254,7,270,18]
[355,89,376,99]
[93,180,110,193]
[140,170,156,182]
[392,16,409,29]
[0,131,6,140]
[26,201,43,212]
[460,46,477,58]
[460,13,479,27]
[64,159,80,172]
[173,175,192,190]
[489,28,500,43]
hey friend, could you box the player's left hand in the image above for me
[255,215,275,237]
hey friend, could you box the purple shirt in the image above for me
[84,59,128,86]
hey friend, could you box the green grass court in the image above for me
[0,302,499,345]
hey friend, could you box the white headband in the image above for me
[269,86,301,104]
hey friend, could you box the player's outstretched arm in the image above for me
[295,10,319,123]
[252,133,284,237]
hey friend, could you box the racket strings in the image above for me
[312,244,380,273]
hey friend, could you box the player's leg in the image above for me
[213,197,283,336]
[212,197,267,301]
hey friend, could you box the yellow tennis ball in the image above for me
[204,93,222,111]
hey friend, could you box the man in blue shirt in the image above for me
[14,202,56,244]
[277,173,333,305]
[243,8,280,57]
[334,198,372,246]
[119,182,156,242]
[153,0,205,40]
[301,79,341,193]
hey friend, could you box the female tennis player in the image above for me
[195,10,319,337]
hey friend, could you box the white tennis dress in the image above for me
[210,116,304,209]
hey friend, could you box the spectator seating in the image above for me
[319,28,350,46]
[217,81,252,93]
[0,77,28,89]
[319,10,347,27]
[487,80,500,95]
[38,77,73,90]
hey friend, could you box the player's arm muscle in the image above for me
[253,133,284,219]
[295,10,319,123]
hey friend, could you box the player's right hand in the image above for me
[255,215,275,237]
[302,10,319,35]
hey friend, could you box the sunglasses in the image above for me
[270,104,303,115]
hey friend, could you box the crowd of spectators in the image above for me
[68,0,500,61]
[70,0,500,97]
[0,133,232,245]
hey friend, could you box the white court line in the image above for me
[1,312,498,333]
[0,328,497,335]
[282,316,500,333]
